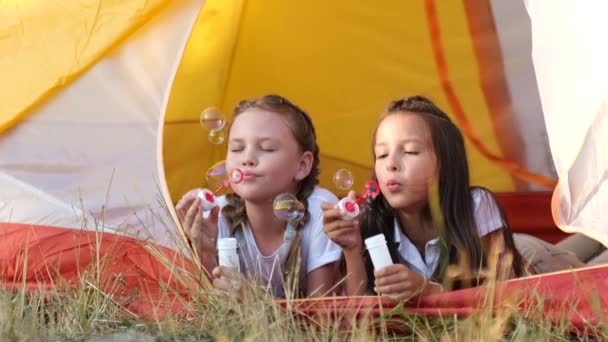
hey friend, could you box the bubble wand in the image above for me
[197,160,244,211]
[333,168,381,219]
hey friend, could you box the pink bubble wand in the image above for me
[197,168,244,211]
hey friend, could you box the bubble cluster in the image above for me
[200,107,227,144]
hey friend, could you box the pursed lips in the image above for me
[242,170,259,181]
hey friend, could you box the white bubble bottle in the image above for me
[217,238,239,269]
[365,234,393,270]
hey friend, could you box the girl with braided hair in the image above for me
[322,95,525,300]
[176,95,340,298]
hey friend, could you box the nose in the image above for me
[386,153,400,172]
[241,149,257,167]
[241,159,255,167]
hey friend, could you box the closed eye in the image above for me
[404,151,419,155]
[260,144,277,152]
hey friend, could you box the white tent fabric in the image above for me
[490,0,555,186]
[2,0,606,250]
[525,0,608,246]
[0,0,203,248]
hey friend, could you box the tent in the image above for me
[1,0,561,243]
[1,0,607,330]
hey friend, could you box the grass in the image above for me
[1,283,604,341]
[1,203,607,341]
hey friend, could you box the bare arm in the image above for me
[175,189,220,275]
[321,195,369,297]
[306,262,339,297]
[342,249,369,296]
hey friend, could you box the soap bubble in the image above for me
[206,160,228,189]
[200,107,226,131]
[333,168,354,191]
[205,160,243,191]
[208,129,225,144]
[273,193,305,222]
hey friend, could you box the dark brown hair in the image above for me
[359,95,524,289]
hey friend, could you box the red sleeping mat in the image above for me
[1,222,604,333]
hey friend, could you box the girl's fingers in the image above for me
[374,264,405,279]
[213,277,231,292]
[320,201,338,211]
[324,219,358,233]
[380,290,413,302]
[322,207,344,223]
[176,189,202,220]
[326,225,358,240]
[374,270,408,287]
[213,271,242,295]
[221,266,240,278]
[183,199,200,236]
[206,206,220,226]
[212,266,222,279]
[375,281,411,297]
[190,205,204,240]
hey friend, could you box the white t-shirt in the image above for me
[215,187,341,297]
[392,188,504,279]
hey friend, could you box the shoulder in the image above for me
[301,187,337,229]
[471,187,498,207]
[306,187,339,209]
[470,187,505,236]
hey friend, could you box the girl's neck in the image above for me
[244,200,286,254]
[396,207,438,255]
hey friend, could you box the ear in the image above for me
[294,151,314,181]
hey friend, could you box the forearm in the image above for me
[199,247,218,276]
[306,263,338,297]
[422,281,443,296]
[343,249,369,296]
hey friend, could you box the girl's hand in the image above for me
[321,190,363,252]
[175,189,220,268]
[212,266,245,298]
[373,264,428,301]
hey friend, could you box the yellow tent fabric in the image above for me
[1,0,606,248]
[162,0,555,203]
[0,0,172,133]
[0,0,557,230]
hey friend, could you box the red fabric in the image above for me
[281,267,608,332]
[0,222,198,319]
[1,223,605,333]
[496,192,570,243]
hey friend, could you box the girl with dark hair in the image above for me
[323,96,525,300]
[176,95,340,298]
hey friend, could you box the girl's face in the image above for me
[374,112,438,212]
[226,109,312,203]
